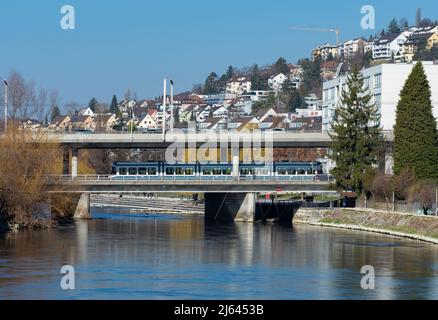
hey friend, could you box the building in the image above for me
[371,33,408,61]
[312,43,339,61]
[322,62,438,132]
[403,31,438,62]
[93,114,117,132]
[48,115,71,131]
[138,110,159,131]
[268,73,288,91]
[225,77,252,95]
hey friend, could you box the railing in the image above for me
[44,174,334,183]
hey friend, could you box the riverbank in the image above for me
[293,208,438,245]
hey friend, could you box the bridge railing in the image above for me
[43,174,334,183]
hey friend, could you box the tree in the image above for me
[329,68,382,195]
[203,72,219,95]
[393,62,438,180]
[300,58,322,96]
[274,57,289,75]
[416,8,422,27]
[87,98,98,112]
[250,64,266,90]
[225,65,234,80]
[50,105,61,122]
[110,95,118,114]
[281,80,305,112]
[387,18,401,34]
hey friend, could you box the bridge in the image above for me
[46,174,335,222]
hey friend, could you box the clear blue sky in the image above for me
[0,0,436,106]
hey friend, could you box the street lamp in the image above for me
[170,79,174,135]
[3,80,7,132]
[162,78,167,141]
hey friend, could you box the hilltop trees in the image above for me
[393,62,438,180]
[110,95,119,114]
[87,97,98,112]
[329,68,382,195]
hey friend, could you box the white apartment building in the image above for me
[322,62,438,132]
[268,73,288,91]
[226,77,252,95]
[371,33,408,61]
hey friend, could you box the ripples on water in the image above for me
[1,208,438,300]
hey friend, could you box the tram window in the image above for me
[287,169,296,175]
[203,168,212,175]
[278,168,287,175]
[129,167,137,175]
[111,167,117,175]
[185,168,194,175]
[213,168,221,175]
[138,167,147,175]
[166,167,174,175]
[222,168,231,175]
[298,169,305,175]
[119,167,127,175]
[148,168,157,175]
[175,167,184,175]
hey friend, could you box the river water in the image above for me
[1,208,438,300]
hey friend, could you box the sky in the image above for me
[0,0,437,108]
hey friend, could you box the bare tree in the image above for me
[8,71,26,120]
[34,88,48,122]
[64,101,80,116]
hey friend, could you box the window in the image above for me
[166,167,174,175]
[129,167,137,175]
[148,168,157,175]
[364,77,370,89]
[119,167,127,175]
[374,73,382,88]
[374,94,382,106]
[138,167,147,175]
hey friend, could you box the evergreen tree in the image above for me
[88,97,98,112]
[274,57,289,75]
[329,68,382,194]
[225,65,234,79]
[203,72,219,95]
[250,64,266,90]
[387,18,401,33]
[393,62,438,180]
[50,105,61,122]
[110,95,119,114]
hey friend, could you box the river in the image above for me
[1,207,438,300]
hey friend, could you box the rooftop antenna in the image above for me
[288,26,341,46]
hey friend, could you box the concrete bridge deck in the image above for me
[46,175,334,193]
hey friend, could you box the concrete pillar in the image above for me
[74,193,91,219]
[63,147,70,175]
[232,155,239,178]
[205,193,256,222]
[72,149,79,178]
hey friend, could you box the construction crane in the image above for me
[288,26,341,46]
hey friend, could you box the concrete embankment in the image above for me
[293,208,438,244]
[91,195,205,215]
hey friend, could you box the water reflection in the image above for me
[1,211,438,299]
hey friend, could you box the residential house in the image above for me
[225,77,252,95]
[268,73,288,91]
[197,117,228,131]
[312,43,339,61]
[228,116,259,132]
[93,114,117,132]
[21,118,42,130]
[255,107,277,122]
[289,116,322,132]
[138,110,159,131]
[49,115,71,132]
[371,33,408,61]
[78,107,95,117]
[71,115,94,131]
[403,31,438,62]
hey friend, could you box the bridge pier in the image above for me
[72,149,79,178]
[74,193,91,219]
[204,193,256,222]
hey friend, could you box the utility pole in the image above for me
[170,80,174,135]
[162,78,167,141]
[3,80,7,132]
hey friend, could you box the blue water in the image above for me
[1,209,438,300]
